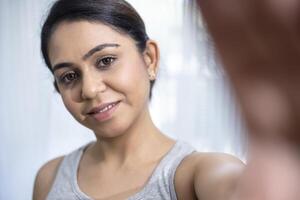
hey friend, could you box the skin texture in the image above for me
[33,21,244,200]
[196,0,300,199]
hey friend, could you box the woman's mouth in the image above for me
[87,101,120,122]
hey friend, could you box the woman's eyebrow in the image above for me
[52,43,120,73]
[52,62,73,73]
[82,43,120,60]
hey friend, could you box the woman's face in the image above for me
[48,21,158,138]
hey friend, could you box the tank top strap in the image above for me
[46,142,92,200]
[128,140,195,200]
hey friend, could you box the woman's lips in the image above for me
[88,101,120,122]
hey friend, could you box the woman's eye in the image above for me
[96,56,116,69]
[59,72,78,84]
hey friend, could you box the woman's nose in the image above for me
[80,73,106,100]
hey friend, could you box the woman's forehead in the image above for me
[48,21,134,63]
[49,21,126,47]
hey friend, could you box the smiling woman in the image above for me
[48,20,156,139]
[33,0,244,200]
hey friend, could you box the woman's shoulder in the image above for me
[32,142,94,200]
[191,152,244,171]
[32,156,64,200]
[175,152,244,200]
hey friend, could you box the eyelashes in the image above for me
[57,56,117,86]
[95,56,116,69]
[59,71,79,85]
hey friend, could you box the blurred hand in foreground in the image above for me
[197,0,300,142]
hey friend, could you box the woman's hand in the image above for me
[197,0,300,143]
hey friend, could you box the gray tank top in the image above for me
[46,141,195,200]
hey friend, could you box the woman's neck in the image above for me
[87,108,174,167]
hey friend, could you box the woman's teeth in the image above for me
[97,103,115,113]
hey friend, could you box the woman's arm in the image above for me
[196,0,300,199]
[175,153,244,200]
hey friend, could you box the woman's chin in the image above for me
[89,123,130,140]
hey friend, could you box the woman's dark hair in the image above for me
[41,0,155,98]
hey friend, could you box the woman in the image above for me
[33,0,243,199]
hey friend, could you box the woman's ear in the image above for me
[143,40,160,80]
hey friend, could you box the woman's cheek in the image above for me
[116,62,149,100]
[61,92,81,118]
